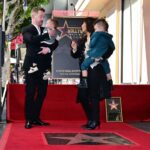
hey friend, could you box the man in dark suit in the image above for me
[22,7,58,129]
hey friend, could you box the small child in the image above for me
[79,18,115,88]
[28,18,60,80]
[42,18,61,45]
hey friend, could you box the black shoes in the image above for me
[24,119,50,129]
[81,120,92,128]
[84,121,100,130]
[32,119,50,126]
[25,119,100,130]
[25,121,32,129]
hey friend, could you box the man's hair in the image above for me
[94,18,109,31]
[31,7,45,15]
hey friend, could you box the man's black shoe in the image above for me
[32,119,50,126]
[25,121,32,129]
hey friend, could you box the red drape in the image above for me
[7,84,150,122]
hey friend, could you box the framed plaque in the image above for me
[105,97,123,122]
[52,17,83,78]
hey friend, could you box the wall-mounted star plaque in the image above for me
[52,17,84,78]
[105,97,123,122]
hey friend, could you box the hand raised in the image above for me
[71,40,77,50]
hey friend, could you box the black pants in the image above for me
[25,72,48,121]
[79,64,107,122]
[81,98,100,122]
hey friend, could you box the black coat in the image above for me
[22,24,58,71]
[71,36,112,101]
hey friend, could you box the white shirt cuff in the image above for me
[48,48,51,53]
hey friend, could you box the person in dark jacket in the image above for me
[22,7,58,129]
[71,17,114,130]
[28,18,60,80]
[79,18,115,88]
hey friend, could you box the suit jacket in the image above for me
[22,24,58,71]
[39,39,58,71]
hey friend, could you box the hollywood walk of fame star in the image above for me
[108,100,119,110]
[49,133,115,145]
[45,133,133,145]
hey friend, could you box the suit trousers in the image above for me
[24,71,48,121]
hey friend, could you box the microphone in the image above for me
[70,3,76,16]
[70,3,75,7]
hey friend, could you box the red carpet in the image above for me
[7,84,150,122]
[0,121,150,150]
[3,84,150,149]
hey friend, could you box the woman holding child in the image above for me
[71,17,115,130]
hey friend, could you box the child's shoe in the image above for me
[43,70,51,80]
[28,63,38,74]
